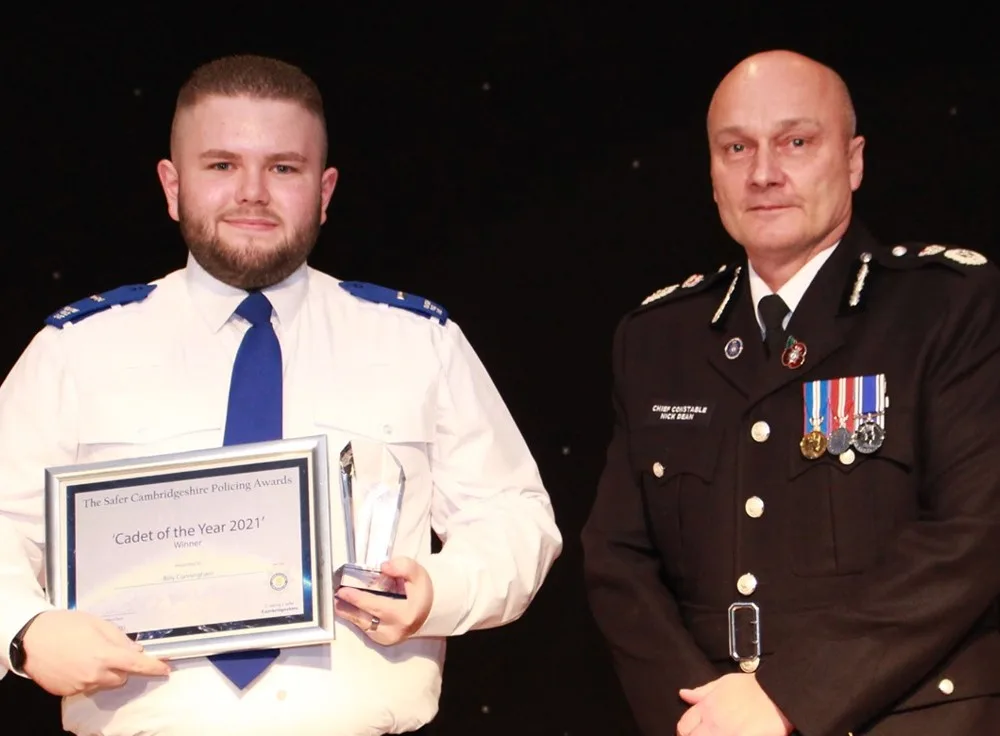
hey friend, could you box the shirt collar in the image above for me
[185,252,309,333]
[747,241,840,334]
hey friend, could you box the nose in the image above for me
[235,168,270,205]
[748,147,784,189]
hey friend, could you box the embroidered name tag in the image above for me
[647,402,713,426]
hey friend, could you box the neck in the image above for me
[746,221,849,292]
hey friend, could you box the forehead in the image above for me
[174,95,325,155]
[709,63,840,137]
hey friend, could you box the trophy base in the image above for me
[333,563,407,599]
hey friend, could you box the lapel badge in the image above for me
[781,335,807,369]
[724,337,743,360]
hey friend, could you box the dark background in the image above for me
[2,6,999,735]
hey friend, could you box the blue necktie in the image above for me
[209,291,283,689]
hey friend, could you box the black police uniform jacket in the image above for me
[582,220,1000,736]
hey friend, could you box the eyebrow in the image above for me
[713,117,823,140]
[198,149,309,163]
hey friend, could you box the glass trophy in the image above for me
[332,440,407,599]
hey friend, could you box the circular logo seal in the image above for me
[269,572,289,591]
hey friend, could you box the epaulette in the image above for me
[635,263,739,313]
[839,244,993,314]
[44,284,157,328]
[339,281,448,324]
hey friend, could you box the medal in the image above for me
[852,374,887,454]
[827,377,853,455]
[800,379,829,459]
[781,336,807,370]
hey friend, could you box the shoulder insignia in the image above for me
[44,284,157,328]
[638,263,736,310]
[339,281,448,324]
[840,244,995,315]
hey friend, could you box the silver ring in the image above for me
[369,615,380,632]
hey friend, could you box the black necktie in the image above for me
[758,294,790,360]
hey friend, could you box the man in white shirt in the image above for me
[583,49,1000,736]
[0,53,562,736]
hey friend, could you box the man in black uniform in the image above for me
[581,49,1000,736]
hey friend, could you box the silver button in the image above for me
[892,245,908,257]
[652,462,664,478]
[938,678,954,695]
[739,657,760,673]
[839,448,856,465]
[737,572,758,596]
[750,421,770,443]
[745,497,764,518]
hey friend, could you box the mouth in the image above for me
[748,204,794,212]
[222,218,279,231]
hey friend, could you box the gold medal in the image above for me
[800,429,828,459]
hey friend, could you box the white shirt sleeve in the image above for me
[0,328,78,676]
[416,321,562,637]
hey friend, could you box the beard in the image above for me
[178,195,321,290]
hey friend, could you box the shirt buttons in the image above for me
[739,657,760,673]
[938,678,954,695]
[750,421,770,443]
[737,572,758,596]
[745,496,764,518]
[652,462,664,478]
[276,689,288,701]
[382,424,393,436]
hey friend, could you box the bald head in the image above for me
[705,50,865,284]
[709,50,856,142]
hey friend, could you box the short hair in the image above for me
[171,54,327,158]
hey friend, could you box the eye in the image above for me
[790,137,806,147]
[728,143,745,154]
[209,162,232,171]
[273,164,297,174]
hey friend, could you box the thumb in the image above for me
[679,681,716,704]
[380,556,418,580]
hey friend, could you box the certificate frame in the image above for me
[44,435,336,660]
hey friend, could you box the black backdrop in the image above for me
[2,6,998,735]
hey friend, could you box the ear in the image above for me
[319,167,339,225]
[157,159,180,222]
[848,135,865,191]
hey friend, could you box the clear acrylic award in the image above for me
[332,440,407,599]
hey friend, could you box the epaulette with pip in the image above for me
[339,281,449,325]
[44,284,157,328]
[839,243,994,314]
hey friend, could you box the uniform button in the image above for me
[652,462,664,478]
[739,657,759,673]
[892,245,908,257]
[745,496,764,518]
[839,449,856,465]
[737,572,757,596]
[938,678,954,695]
[750,421,770,443]
[276,689,288,701]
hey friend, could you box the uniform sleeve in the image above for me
[413,321,562,637]
[757,273,1000,735]
[0,327,79,678]
[580,318,720,734]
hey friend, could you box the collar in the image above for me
[747,241,839,334]
[185,252,309,333]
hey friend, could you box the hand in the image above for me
[22,610,171,697]
[676,673,793,736]
[334,557,433,646]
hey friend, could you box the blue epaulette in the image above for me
[339,281,448,324]
[44,284,157,328]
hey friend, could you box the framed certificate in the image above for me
[44,435,337,660]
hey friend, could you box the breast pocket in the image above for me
[786,409,916,577]
[76,369,224,463]
[634,432,722,584]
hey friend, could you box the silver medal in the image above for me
[853,421,884,454]
[827,427,853,456]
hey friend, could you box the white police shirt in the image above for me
[0,254,562,736]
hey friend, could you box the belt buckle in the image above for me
[727,601,761,673]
